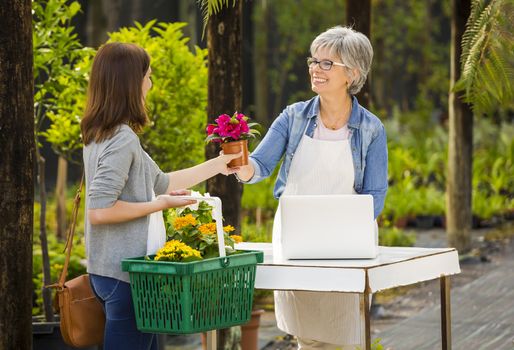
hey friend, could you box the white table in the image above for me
[235,243,461,350]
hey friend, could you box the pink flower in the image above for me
[215,114,231,127]
[239,119,249,133]
[206,124,216,135]
[205,111,260,143]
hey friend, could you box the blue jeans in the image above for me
[89,274,157,350]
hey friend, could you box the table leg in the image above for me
[440,276,451,350]
[206,330,217,350]
[359,292,371,350]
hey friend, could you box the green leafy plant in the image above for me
[32,0,91,321]
[164,200,242,259]
[379,227,416,247]
[455,0,514,115]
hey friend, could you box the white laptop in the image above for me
[279,194,378,259]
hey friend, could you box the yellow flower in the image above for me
[173,214,197,230]
[230,234,243,243]
[223,225,235,233]
[198,222,217,235]
[154,240,202,262]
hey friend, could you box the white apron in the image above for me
[273,133,362,346]
[146,190,167,255]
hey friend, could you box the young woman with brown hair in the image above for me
[81,42,240,350]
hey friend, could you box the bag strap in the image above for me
[47,173,84,290]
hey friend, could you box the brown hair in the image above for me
[81,42,150,145]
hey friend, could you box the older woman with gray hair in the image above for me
[236,26,388,349]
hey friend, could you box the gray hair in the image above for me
[310,26,373,95]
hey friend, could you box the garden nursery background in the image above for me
[26,0,513,327]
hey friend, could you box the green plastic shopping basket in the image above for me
[121,196,264,334]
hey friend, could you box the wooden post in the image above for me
[359,273,371,350]
[206,330,217,350]
[440,276,452,350]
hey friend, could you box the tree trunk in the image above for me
[86,0,108,47]
[206,3,243,349]
[56,156,68,240]
[206,1,243,232]
[346,0,371,108]
[253,0,270,125]
[447,0,472,253]
[36,148,54,322]
[0,0,34,349]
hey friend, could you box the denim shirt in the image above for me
[246,95,388,219]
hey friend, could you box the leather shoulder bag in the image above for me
[48,175,105,347]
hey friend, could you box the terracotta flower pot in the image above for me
[241,309,265,350]
[221,140,249,167]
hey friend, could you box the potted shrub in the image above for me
[415,186,445,229]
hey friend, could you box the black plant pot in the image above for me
[32,317,102,350]
[415,215,436,229]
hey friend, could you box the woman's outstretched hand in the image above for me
[217,152,242,175]
[157,189,196,208]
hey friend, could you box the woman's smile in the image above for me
[312,75,328,85]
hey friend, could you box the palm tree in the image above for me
[447,0,513,252]
[457,0,514,115]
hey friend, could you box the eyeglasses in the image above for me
[307,57,347,71]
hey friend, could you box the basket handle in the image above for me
[173,196,226,257]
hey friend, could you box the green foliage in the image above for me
[241,217,273,243]
[32,223,87,316]
[456,0,514,115]
[382,113,447,225]
[253,0,345,117]
[471,119,514,220]
[33,0,93,159]
[383,110,512,225]
[35,10,208,170]
[165,201,239,259]
[109,21,208,170]
[379,227,416,247]
[371,0,451,114]
[241,167,278,212]
[42,50,94,162]
[32,184,86,315]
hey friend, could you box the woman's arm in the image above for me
[235,163,255,182]
[89,190,195,225]
[362,124,388,219]
[166,153,242,192]
[235,108,291,183]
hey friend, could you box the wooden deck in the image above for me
[377,249,514,350]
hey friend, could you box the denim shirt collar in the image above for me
[307,95,362,129]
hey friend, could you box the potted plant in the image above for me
[205,112,261,167]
